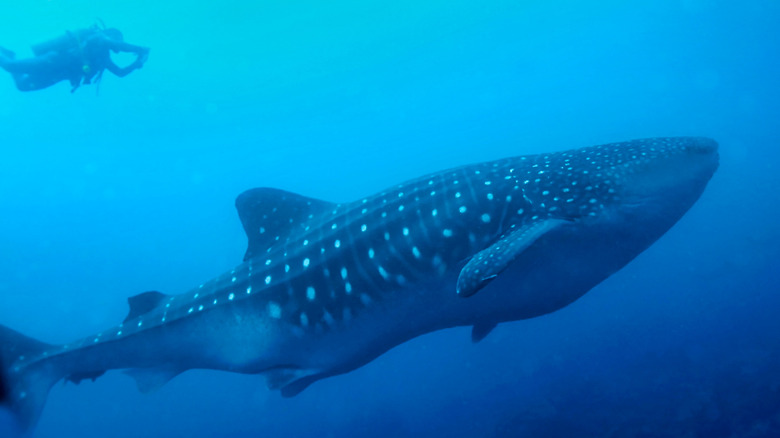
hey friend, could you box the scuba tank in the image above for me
[30,25,101,56]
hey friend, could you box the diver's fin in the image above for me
[471,322,498,343]
[235,188,336,261]
[0,324,60,430]
[457,219,567,297]
[124,366,183,394]
[124,291,168,323]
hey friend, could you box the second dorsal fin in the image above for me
[235,188,335,261]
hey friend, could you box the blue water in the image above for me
[1,1,778,436]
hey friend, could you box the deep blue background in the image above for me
[1,1,778,436]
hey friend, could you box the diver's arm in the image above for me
[105,59,141,77]
[105,47,149,77]
[106,40,149,55]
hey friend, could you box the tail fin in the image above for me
[0,325,60,430]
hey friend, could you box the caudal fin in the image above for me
[0,325,60,430]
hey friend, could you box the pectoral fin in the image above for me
[124,366,184,394]
[471,322,498,343]
[456,219,567,298]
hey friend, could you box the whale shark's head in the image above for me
[467,137,719,320]
[602,137,718,215]
[515,137,719,227]
[571,137,719,245]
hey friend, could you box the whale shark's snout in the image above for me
[686,136,719,153]
[674,136,719,178]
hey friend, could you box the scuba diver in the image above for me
[0,25,150,93]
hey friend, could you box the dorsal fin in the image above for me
[124,291,167,323]
[235,188,335,261]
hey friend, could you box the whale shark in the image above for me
[0,137,718,430]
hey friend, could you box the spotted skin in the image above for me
[0,137,718,429]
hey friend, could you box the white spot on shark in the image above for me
[267,302,281,318]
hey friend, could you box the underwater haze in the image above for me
[1,0,779,436]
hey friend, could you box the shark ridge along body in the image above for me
[0,137,718,430]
